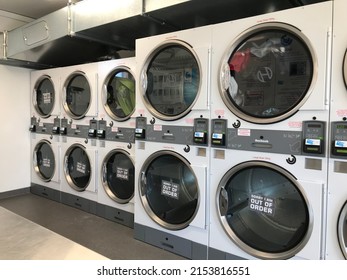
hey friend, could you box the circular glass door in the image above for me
[33,140,56,182]
[103,67,135,121]
[219,23,315,124]
[64,144,91,191]
[139,151,199,230]
[338,201,347,259]
[101,149,135,204]
[343,50,347,89]
[63,72,91,119]
[217,161,312,259]
[141,42,201,120]
[33,75,55,118]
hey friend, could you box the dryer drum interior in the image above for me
[102,150,135,204]
[143,42,201,120]
[33,76,55,118]
[140,151,199,230]
[104,68,135,121]
[220,24,315,124]
[65,144,91,191]
[33,140,56,182]
[217,161,312,259]
[64,73,91,119]
[338,201,347,259]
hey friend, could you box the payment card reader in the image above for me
[302,121,325,155]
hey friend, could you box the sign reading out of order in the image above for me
[249,194,275,216]
[161,180,179,200]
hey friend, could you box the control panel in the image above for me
[302,121,325,155]
[211,119,227,147]
[331,121,347,157]
[193,118,208,145]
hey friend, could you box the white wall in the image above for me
[0,65,31,192]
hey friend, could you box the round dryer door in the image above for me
[33,140,56,182]
[217,161,312,259]
[103,68,135,121]
[139,151,199,230]
[101,149,135,203]
[219,23,315,124]
[141,42,201,120]
[64,144,91,191]
[63,72,91,119]
[33,75,55,118]
[338,201,347,259]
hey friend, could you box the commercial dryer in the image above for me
[134,25,212,259]
[135,25,212,145]
[30,132,61,202]
[208,1,332,260]
[60,130,98,214]
[31,67,61,130]
[326,0,347,260]
[210,1,332,145]
[60,62,98,137]
[96,58,136,228]
[209,149,326,260]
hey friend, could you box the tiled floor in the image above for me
[0,193,185,260]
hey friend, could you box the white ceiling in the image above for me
[0,0,81,31]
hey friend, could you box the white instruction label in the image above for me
[42,158,51,168]
[43,92,51,104]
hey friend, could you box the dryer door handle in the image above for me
[221,62,231,91]
[140,171,147,195]
[219,186,228,216]
[141,70,148,93]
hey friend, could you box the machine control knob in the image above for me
[233,120,241,128]
[150,117,155,125]
[184,145,190,153]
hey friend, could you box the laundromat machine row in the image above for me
[29,0,347,260]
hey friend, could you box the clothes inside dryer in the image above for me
[140,151,199,229]
[338,202,347,259]
[33,76,55,118]
[64,73,91,119]
[221,25,314,123]
[102,150,134,203]
[144,44,200,119]
[217,161,311,259]
[33,140,56,182]
[65,144,91,191]
[105,69,135,121]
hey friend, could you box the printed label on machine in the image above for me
[76,162,86,174]
[116,167,129,180]
[249,194,275,216]
[43,92,51,104]
[42,158,51,168]
[305,138,321,146]
[161,180,179,200]
[335,140,347,148]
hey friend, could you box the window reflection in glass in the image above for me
[146,46,200,117]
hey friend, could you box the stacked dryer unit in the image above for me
[134,25,212,259]
[30,67,62,202]
[209,2,332,259]
[326,0,347,260]
[96,58,136,228]
[60,62,99,214]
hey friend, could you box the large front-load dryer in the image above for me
[135,25,212,146]
[134,140,209,259]
[97,139,135,228]
[326,0,347,260]
[31,67,61,136]
[30,132,61,202]
[98,58,136,130]
[60,62,98,135]
[60,135,98,214]
[210,2,332,148]
[209,148,326,260]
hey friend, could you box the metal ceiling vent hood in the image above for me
[0,0,329,69]
[0,0,183,69]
